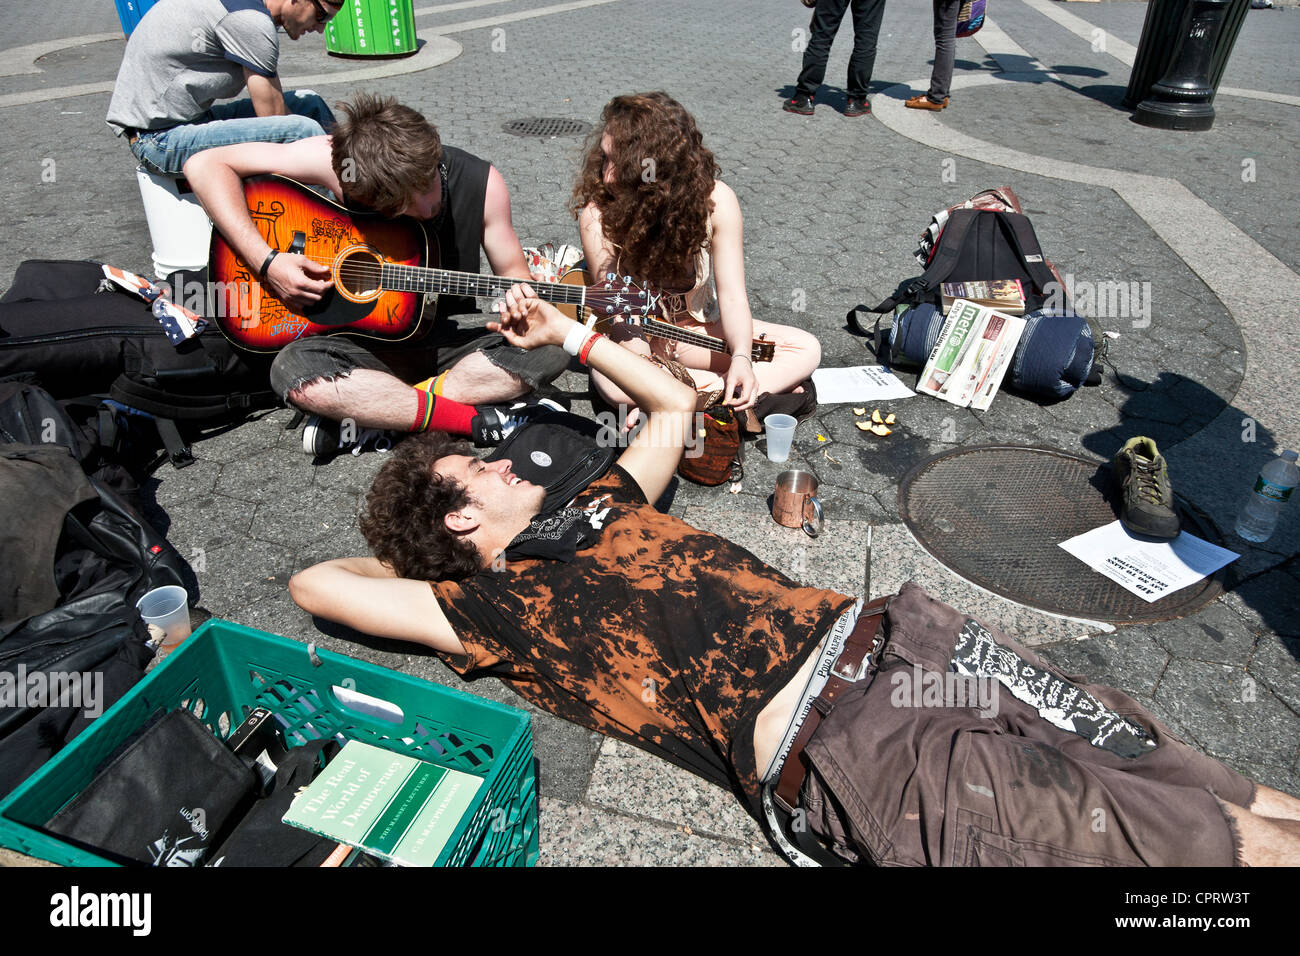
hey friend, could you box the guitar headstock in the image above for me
[583,272,667,321]
[751,338,776,363]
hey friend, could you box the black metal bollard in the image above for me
[1130,0,1250,131]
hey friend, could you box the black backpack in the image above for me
[847,206,1068,342]
[0,381,193,797]
[0,259,278,467]
[484,409,619,512]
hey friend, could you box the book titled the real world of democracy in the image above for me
[283,739,484,866]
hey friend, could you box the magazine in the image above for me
[940,279,1025,315]
[917,299,1026,409]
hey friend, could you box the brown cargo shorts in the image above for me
[801,582,1254,866]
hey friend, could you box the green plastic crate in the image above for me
[326,0,418,58]
[0,620,537,867]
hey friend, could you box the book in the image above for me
[282,740,485,867]
[941,279,1025,315]
[917,299,1026,409]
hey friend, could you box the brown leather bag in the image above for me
[677,403,741,486]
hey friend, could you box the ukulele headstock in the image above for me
[582,273,666,323]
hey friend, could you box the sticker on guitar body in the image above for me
[269,319,310,340]
[311,218,362,252]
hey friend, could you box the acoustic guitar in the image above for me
[208,175,665,353]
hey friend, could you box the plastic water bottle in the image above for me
[1235,450,1300,543]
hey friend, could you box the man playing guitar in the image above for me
[184,93,567,454]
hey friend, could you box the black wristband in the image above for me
[258,249,280,282]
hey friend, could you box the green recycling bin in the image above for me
[326,0,418,58]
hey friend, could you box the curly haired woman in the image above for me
[572,92,821,431]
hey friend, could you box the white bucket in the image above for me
[135,166,213,279]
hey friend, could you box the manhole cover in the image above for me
[502,117,591,138]
[898,445,1225,623]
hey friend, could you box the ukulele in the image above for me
[557,270,776,363]
[208,175,666,352]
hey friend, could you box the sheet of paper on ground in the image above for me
[1058,521,1239,603]
[811,365,915,404]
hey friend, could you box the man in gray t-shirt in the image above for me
[107,0,341,176]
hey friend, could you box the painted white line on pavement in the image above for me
[1021,0,1138,65]
[414,0,515,15]
[873,71,1300,450]
[1019,0,1300,107]
[430,0,623,35]
[0,80,112,108]
[975,17,1057,78]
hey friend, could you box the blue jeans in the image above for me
[129,90,334,177]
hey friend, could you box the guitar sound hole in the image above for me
[335,249,384,301]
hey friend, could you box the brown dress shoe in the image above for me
[905,95,949,111]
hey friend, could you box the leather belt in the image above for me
[773,594,890,814]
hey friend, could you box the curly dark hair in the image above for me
[359,432,483,581]
[570,92,720,288]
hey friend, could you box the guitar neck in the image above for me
[641,316,730,355]
[379,263,586,308]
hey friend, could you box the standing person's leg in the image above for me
[795,0,853,98]
[845,0,888,100]
[928,0,961,104]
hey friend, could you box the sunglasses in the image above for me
[310,0,339,23]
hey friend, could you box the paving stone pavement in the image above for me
[0,0,1297,867]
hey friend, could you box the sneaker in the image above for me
[302,414,396,457]
[845,96,871,117]
[470,399,564,447]
[783,93,814,116]
[1112,436,1180,540]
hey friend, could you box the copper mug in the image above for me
[772,469,824,537]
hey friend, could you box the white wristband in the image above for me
[562,324,592,357]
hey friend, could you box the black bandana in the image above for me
[503,496,616,563]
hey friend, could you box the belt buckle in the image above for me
[835,651,873,683]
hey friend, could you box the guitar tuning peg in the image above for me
[605,272,616,281]
[622,275,632,284]
[637,290,645,298]
[604,305,613,313]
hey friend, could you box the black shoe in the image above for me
[1112,436,1181,540]
[470,399,564,447]
[783,93,814,115]
[845,96,870,117]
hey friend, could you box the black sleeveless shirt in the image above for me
[432,145,491,320]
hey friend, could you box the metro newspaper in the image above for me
[917,298,1026,410]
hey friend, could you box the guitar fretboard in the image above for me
[379,263,587,306]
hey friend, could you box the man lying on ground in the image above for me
[290,283,1300,866]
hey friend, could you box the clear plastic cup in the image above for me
[764,414,798,463]
[136,585,192,650]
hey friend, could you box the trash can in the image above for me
[326,0,419,58]
[1123,0,1251,109]
[114,0,161,35]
